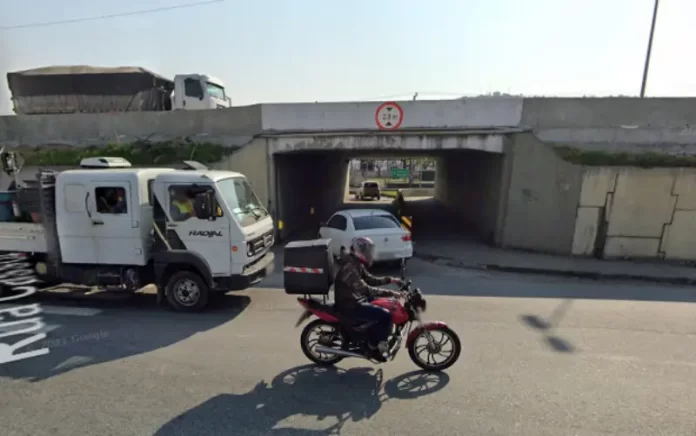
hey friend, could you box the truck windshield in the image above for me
[206,82,226,100]
[216,177,268,227]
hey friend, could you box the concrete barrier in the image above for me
[571,166,696,262]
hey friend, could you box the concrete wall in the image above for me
[211,137,270,209]
[0,105,263,147]
[5,97,696,154]
[522,98,696,153]
[498,133,584,254]
[571,166,696,261]
[434,150,506,242]
[261,98,523,132]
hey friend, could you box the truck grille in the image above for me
[247,230,274,257]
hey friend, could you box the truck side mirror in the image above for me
[193,191,215,220]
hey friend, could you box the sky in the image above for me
[0,0,694,115]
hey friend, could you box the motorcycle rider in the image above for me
[334,236,404,362]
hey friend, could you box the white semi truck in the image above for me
[0,156,275,312]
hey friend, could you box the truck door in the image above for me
[58,183,98,264]
[175,76,207,110]
[165,183,231,276]
[89,182,139,265]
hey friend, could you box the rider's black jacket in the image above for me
[333,254,399,313]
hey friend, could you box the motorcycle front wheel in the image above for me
[300,319,346,366]
[407,326,461,372]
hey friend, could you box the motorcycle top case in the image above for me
[283,239,334,295]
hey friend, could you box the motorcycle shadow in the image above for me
[154,364,450,436]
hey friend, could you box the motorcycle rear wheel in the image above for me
[300,319,345,366]
[407,326,461,372]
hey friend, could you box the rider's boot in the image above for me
[366,341,388,363]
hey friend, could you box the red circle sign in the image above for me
[375,102,404,130]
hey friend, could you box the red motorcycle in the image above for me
[294,278,461,371]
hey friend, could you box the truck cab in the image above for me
[5,157,274,312]
[148,169,275,291]
[171,74,232,110]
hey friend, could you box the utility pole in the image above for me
[640,0,659,98]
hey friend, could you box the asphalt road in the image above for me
[1,260,696,435]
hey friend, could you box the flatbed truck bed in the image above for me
[0,222,47,253]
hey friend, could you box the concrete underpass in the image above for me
[265,133,511,244]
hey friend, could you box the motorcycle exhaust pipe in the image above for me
[314,345,367,360]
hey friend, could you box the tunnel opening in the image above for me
[271,136,509,248]
[346,156,436,204]
[431,149,509,245]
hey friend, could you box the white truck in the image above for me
[0,156,275,312]
[6,66,232,115]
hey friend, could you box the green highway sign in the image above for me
[391,168,410,179]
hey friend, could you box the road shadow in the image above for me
[520,299,576,353]
[0,293,250,382]
[154,364,450,436]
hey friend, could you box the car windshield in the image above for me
[206,82,226,100]
[353,215,400,230]
[216,177,268,227]
[364,183,378,188]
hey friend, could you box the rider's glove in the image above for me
[390,278,404,287]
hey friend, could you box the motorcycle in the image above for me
[293,276,461,372]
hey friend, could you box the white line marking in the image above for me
[0,304,102,317]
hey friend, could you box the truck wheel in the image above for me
[165,270,209,312]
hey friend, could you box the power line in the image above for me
[0,0,224,31]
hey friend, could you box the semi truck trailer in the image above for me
[6,65,232,115]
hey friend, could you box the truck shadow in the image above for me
[154,364,450,436]
[0,293,250,382]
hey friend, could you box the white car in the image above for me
[318,209,413,264]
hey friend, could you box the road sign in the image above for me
[375,102,404,130]
[391,168,409,179]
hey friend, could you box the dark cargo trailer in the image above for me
[7,65,175,115]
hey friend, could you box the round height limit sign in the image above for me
[375,102,404,130]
